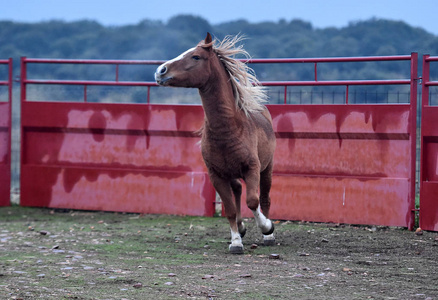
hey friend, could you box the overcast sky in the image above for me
[1,0,437,35]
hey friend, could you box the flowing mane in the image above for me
[212,35,268,115]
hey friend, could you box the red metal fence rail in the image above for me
[420,55,438,231]
[21,58,162,104]
[248,56,414,104]
[0,58,12,207]
[20,54,418,229]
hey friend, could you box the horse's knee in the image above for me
[246,195,259,211]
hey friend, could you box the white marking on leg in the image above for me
[252,205,272,233]
[264,233,275,240]
[229,228,243,250]
[263,233,276,246]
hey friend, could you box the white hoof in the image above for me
[229,243,244,254]
[230,229,243,254]
[263,233,276,246]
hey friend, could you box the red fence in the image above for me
[245,55,418,229]
[20,55,418,229]
[0,58,12,207]
[420,55,438,231]
[20,58,215,215]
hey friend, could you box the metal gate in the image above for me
[243,54,419,229]
[19,58,216,216]
[19,55,418,228]
[420,55,438,231]
[0,58,12,207]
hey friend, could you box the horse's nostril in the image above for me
[160,66,167,75]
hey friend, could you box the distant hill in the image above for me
[1,15,436,103]
[1,15,437,63]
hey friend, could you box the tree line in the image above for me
[1,14,437,103]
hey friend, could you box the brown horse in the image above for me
[155,33,276,254]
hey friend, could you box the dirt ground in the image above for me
[1,206,437,300]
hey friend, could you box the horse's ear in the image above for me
[202,32,213,49]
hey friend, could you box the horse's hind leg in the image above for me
[260,161,275,246]
[245,167,274,237]
[210,174,244,254]
[259,161,273,218]
[231,179,246,238]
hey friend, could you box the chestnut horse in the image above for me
[155,33,276,254]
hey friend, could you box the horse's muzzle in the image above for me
[154,64,173,85]
[154,74,172,86]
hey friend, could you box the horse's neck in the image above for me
[199,61,242,130]
[199,87,241,131]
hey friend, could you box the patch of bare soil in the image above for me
[1,207,437,299]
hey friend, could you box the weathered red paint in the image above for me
[233,54,418,229]
[20,101,215,216]
[20,55,417,228]
[20,58,218,216]
[420,55,438,231]
[0,58,12,207]
[238,104,415,227]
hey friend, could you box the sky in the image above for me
[1,0,437,35]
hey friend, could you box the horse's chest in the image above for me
[201,137,254,177]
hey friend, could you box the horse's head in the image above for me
[155,33,215,88]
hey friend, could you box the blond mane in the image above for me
[213,35,268,115]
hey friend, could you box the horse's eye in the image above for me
[192,55,201,61]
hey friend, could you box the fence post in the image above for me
[20,57,26,104]
[419,54,429,230]
[20,57,27,203]
[408,52,418,230]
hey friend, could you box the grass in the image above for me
[1,205,438,299]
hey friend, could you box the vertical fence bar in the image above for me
[147,86,151,104]
[419,54,429,230]
[115,64,119,82]
[314,63,318,81]
[345,85,349,104]
[8,58,12,165]
[422,55,430,107]
[20,57,26,197]
[284,86,287,104]
[4,58,13,206]
[8,58,12,105]
[20,57,26,104]
[84,85,87,102]
[408,52,418,230]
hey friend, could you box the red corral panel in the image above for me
[20,102,216,216]
[238,54,419,229]
[0,58,12,207]
[420,55,438,231]
[20,55,418,228]
[236,104,415,227]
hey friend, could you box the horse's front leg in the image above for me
[231,179,246,238]
[245,168,275,238]
[209,173,244,254]
[260,161,275,246]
